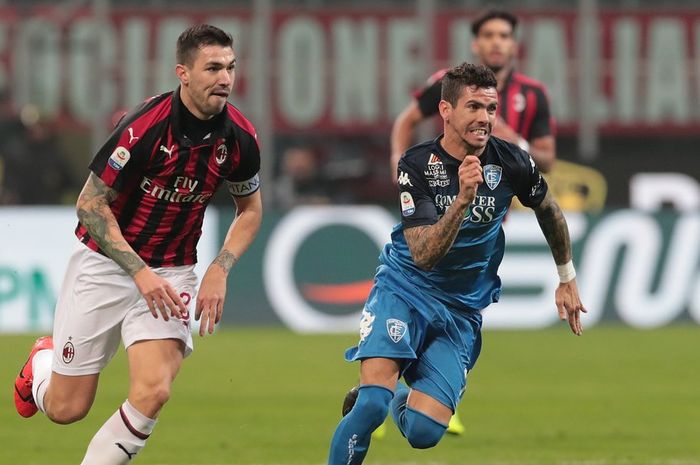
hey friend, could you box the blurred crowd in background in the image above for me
[0,0,698,210]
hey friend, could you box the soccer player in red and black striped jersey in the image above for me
[391,10,556,180]
[13,24,262,464]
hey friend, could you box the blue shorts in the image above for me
[345,265,482,411]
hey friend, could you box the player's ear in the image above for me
[438,99,451,121]
[175,64,189,86]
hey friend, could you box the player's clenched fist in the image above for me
[458,155,483,205]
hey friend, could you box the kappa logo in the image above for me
[359,309,375,342]
[386,318,407,343]
[160,144,175,158]
[483,164,503,190]
[127,127,139,145]
[397,171,413,186]
[216,143,228,165]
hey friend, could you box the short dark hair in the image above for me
[441,63,497,106]
[471,10,518,37]
[176,24,233,66]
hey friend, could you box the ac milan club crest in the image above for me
[62,341,75,364]
[215,143,228,165]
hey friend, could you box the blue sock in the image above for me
[327,385,393,465]
[389,380,410,432]
[390,382,448,449]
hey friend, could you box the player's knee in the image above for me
[132,382,172,412]
[403,407,448,449]
[47,402,90,424]
[354,385,393,429]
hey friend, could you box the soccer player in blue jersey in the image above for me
[327,62,585,464]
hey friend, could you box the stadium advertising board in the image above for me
[0,207,218,333]
[2,7,700,133]
[0,205,697,333]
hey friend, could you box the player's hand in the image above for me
[195,265,227,336]
[133,267,187,321]
[457,155,483,205]
[555,280,587,336]
[491,116,519,142]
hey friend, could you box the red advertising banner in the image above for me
[1,6,699,134]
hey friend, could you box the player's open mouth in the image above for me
[471,128,488,136]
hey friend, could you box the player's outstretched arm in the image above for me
[533,191,586,335]
[390,101,425,183]
[76,173,186,320]
[195,187,262,336]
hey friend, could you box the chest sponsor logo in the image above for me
[139,175,212,204]
[386,318,407,343]
[397,171,412,186]
[435,193,498,223]
[484,164,502,190]
[216,143,228,165]
[400,191,415,216]
[108,146,130,171]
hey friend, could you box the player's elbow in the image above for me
[412,256,436,272]
[538,156,555,173]
[533,150,556,173]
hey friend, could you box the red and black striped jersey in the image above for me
[76,89,260,267]
[413,68,555,141]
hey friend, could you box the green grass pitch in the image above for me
[1,326,699,465]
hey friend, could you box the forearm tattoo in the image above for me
[77,173,146,277]
[404,201,470,270]
[212,250,238,273]
[534,191,572,265]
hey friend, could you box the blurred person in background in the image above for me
[391,9,556,180]
[0,104,79,204]
[274,145,331,209]
[328,63,584,465]
[12,24,262,465]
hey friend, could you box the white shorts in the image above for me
[52,245,197,376]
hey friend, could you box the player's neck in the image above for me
[494,65,513,91]
[440,133,485,160]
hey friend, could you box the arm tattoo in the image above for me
[534,191,572,265]
[212,250,238,273]
[76,173,146,277]
[403,200,470,270]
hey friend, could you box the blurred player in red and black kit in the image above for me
[388,9,556,436]
[391,9,556,179]
[13,24,262,464]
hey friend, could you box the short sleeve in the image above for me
[397,155,438,228]
[88,118,147,192]
[526,86,554,140]
[227,130,261,197]
[511,149,548,208]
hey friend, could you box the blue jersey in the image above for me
[381,135,548,312]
